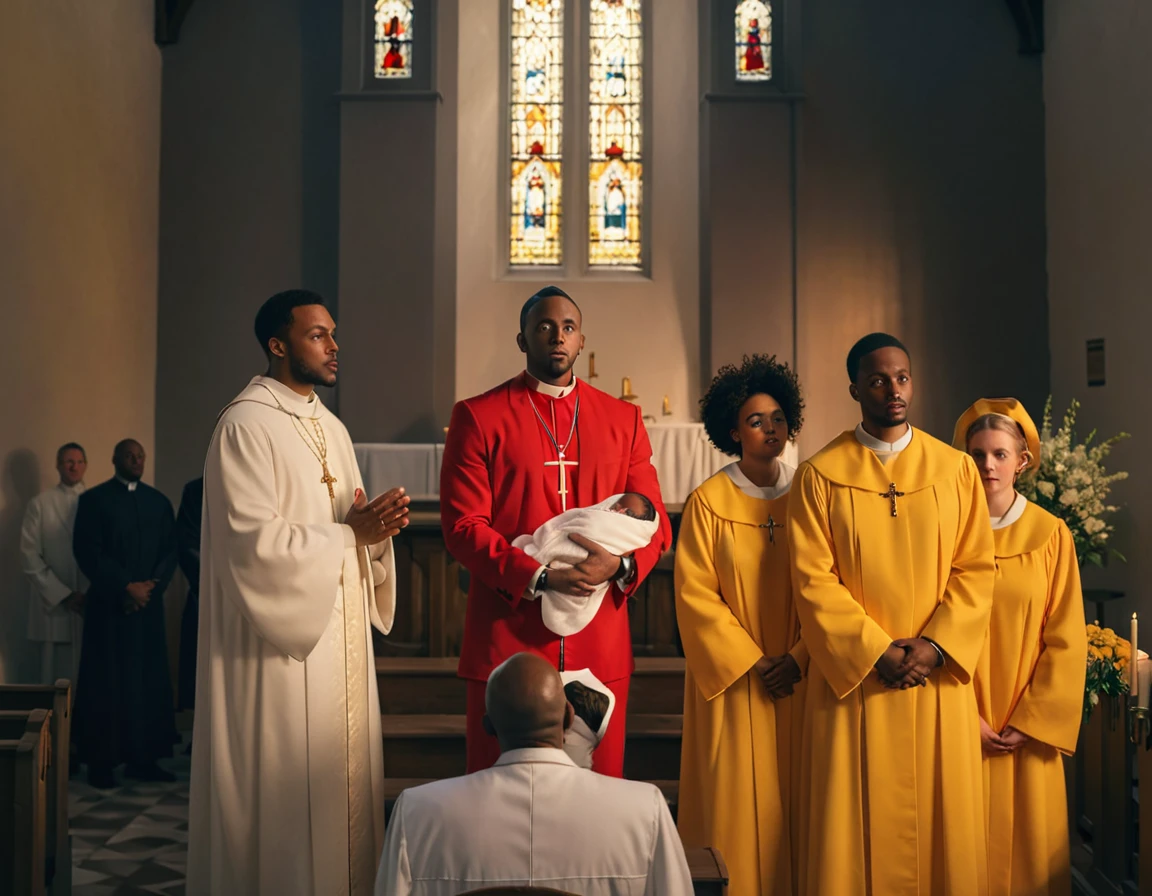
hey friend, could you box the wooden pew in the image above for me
[0,681,71,896]
[0,709,50,896]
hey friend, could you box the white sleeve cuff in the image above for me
[523,565,547,600]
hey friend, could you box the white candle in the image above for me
[1132,613,1139,697]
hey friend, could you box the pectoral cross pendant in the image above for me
[544,451,579,512]
[880,482,904,517]
[320,463,338,501]
[760,515,778,545]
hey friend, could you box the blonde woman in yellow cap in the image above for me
[953,398,1087,896]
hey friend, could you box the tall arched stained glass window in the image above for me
[510,0,565,267]
[374,0,413,79]
[588,0,643,268]
[735,0,771,82]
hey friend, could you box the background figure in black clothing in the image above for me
[72,439,178,789]
[176,477,203,716]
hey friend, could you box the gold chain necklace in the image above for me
[257,384,339,502]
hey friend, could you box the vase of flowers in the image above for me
[1084,622,1131,723]
[1021,396,1130,568]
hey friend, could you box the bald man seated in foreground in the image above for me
[375,652,693,895]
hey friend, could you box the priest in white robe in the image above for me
[20,441,88,683]
[188,291,411,896]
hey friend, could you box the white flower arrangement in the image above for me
[1021,397,1130,568]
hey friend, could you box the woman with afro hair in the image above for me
[675,354,808,896]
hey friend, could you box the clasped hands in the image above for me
[123,580,156,614]
[754,654,802,699]
[980,718,1030,755]
[345,488,411,546]
[875,638,943,689]
[547,534,625,597]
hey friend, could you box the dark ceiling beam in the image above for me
[1005,0,1044,54]
[155,0,198,45]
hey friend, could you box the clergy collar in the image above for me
[524,371,577,400]
[494,746,580,768]
[855,422,913,453]
[724,460,795,501]
[252,375,323,416]
[56,481,85,495]
[115,475,139,492]
[991,491,1027,531]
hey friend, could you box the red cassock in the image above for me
[440,372,672,776]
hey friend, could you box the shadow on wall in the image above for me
[0,449,42,684]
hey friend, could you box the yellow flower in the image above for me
[1103,646,1114,659]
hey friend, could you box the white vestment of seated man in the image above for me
[375,747,694,896]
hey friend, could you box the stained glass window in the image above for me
[735,0,771,82]
[510,0,564,266]
[374,0,413,79]
[588,0,643,267]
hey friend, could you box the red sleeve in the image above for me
[440,400,540,607]
[621,406,672,595]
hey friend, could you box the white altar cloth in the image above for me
[355,424,799,508]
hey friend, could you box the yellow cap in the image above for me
[952,397,1041,472]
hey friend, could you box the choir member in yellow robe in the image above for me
[788,333,995,896]
[954,398,1087,896]
[676,355,808,896]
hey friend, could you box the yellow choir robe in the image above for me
[788,430,995,896]
[675,470,808,896]
[976,500,1086,896]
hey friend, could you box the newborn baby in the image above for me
[561,671,615,769]
[512,492,661,636]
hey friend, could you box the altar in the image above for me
[354,422,799,506]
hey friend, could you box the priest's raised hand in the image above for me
[345,486,410,545]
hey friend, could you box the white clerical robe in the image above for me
[376,747,694,896]
[19,481,86,682]
[188,376,396,896]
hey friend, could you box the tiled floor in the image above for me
[67,744,190,896]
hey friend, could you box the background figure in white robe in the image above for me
[512,492,659,636]
[188,292,411,896]
[20,442,88,683]
[375,652,693,896]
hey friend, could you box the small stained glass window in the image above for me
[588,0,643,268]
[735,0,771,82]
[510,0,565,266]
[375,0,413,80]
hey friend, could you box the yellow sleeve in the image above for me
[787,464,892,699]
[1008,522,1088,755]
[922,456,996,683]
[789,636,810,677]
[674,493,764,701]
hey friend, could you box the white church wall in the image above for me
[1045,0,1152,625]
[454,0,701,421]
[0,0,162,682]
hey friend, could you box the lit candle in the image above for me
[1132,613,1139,697]
[662,395,671,415]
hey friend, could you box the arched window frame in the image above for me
[501,0,652,278]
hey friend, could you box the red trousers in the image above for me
[465,675,631,777]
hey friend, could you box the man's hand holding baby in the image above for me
[548,533,624,597]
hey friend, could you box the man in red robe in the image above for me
[441,286,671,777]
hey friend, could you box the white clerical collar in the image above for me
[525,371,577,399]
[855,422,913,453]
[252,375,322,416]
[724,460,795,501]
[495,746,580,768]
[115,475,139,492]
[56,481,85,496]
[991,491,1028,530]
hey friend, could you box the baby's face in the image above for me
[610,494,647,519]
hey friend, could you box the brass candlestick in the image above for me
[620,376,638,403]
[588,351,599,379]
[662,395,672,416]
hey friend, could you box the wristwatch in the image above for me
[535,569,549,593]
[617,555,636,584]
